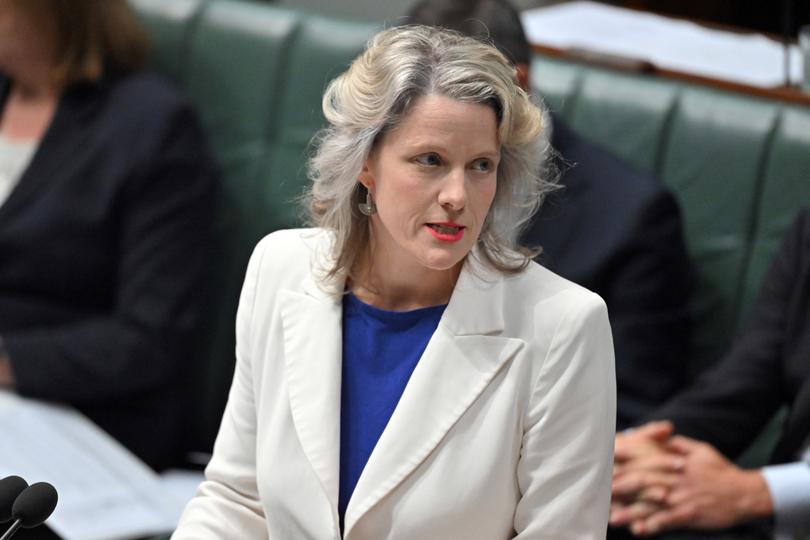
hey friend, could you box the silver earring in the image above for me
[358,190,377,216]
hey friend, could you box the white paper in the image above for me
[159,469,204,523]
[522,1,804,88]
[0,391,188,540]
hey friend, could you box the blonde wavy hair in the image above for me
[305,25,554,282]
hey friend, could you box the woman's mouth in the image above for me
[425,223,465,242]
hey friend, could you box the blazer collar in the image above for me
[280,247,524,537]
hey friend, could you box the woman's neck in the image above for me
[0,81,60,142]
[350,238,462,312]
[350,273,457,312]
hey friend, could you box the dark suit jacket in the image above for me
[0,72,218,470]
[521,117,695,429]
[654,208,810,465]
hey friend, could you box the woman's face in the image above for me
[360,94,500,281]
[0,4,19,72]
[0,4,56,78]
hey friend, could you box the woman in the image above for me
[0,0,217,471]
[174,26,614,539]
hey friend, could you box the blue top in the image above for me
[338,293,446,529]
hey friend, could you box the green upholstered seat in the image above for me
[129,0,208,82]
[565,70,679,174]
[658,89,781,375]
[530,56,583,117]
[739,107,810,320]
[181,0,375,235]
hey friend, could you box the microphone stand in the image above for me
[0,519,22,540]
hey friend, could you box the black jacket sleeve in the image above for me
[608,190,695,429]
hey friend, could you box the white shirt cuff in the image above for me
[761,462,810,535]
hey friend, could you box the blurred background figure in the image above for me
[406,0,697,430]
[610,208,810,539]
[0,0,218,472]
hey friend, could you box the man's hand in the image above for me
[611,421,682,528]
[0,359,13,387]
[615,421,675,465]
[0,337,14,387]
[625,435,774,536]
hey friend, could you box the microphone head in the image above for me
[0,476,28,523]
[11,482,58,528]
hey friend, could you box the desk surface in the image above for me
[532,43,810,107]
[524,1,810,107]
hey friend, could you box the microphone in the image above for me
[0,477,28,523]
[0,482,58,540]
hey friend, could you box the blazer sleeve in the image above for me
[5,102,217,402]
[650,210,807,459]
[173,239,269,539]
[513,291,616,539]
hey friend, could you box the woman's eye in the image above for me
[414,153,441,167]
[471,159,493,172]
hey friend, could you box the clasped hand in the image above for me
[610,421,773,536]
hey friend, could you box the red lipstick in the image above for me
[425,222,465,242]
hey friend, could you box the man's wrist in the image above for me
[736,469,774,522]
[761,461,810,532]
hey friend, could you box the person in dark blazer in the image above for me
[406,0,696,429]
[610,208,810,539]
[0,0,218,472]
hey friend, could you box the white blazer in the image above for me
[173,229,616,540]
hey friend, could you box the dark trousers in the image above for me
[607,522,772,540]
[11,527,60,540]
[10,527,165,540]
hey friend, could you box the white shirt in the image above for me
[762,445,810,539]
[0,135,38,208]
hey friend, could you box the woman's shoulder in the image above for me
[250,228,334,282]
[500,262,612,376]
[254,227,332,254]
[509,259,606,311]
[499,261,609,340]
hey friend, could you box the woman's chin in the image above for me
[416,248,470,273]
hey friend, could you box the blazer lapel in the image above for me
[279,270,343,514]
[343,255,524,537]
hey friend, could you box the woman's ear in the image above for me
[358,159,376,192]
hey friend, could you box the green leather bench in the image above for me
[130,0,810,463]
[531,56,810,380]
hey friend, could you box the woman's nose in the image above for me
[438,168,466,210]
